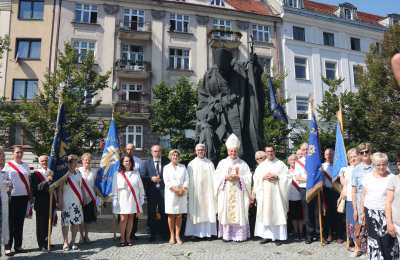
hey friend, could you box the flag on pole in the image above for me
[332,106,347,182]
[95,119,120,197]
[268,77,288,124]
[48,103,69,182]
[305,112,323,202]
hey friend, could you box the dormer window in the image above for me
[210,0,224,7]
[286,0,303,8]
[344,8,352,19]
[337,3,357,20]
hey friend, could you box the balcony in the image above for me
[114,60,151,79]
[114,101,150,118]
[208,29,242,49]
[117,22,152,41]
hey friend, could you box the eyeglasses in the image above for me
[360,150,370,155]
[256,157,265,160]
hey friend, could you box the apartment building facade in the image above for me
[268,0,389,121]
[55,0,281,156]
[0,0,11,97]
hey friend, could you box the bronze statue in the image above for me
[195,48,265,167]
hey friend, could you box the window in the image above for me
[19,0,44,20]
[212,19,231,39]
[12,79,38,100]
[294,57,307,80]
[121,83,143,101]
[325,61,337,80]
[252,24,270,42]
[169,13,189,33]
[323,32,334,46]
[210,0,224,6]
[123,9,144,31]
[350,37,361,51]
[121,44,144,64]
[16,39,41,59]
[287,0,300,8]
[169,48,190,70]
[73,40,95,63]
[293,26,305,41]
[75,3,97,24]
[344,8,352,19]
[258,56,272,75]
[124,125,143,149]
[296,96,309,119]
[353,65,363,88]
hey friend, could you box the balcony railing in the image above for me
[115,60,151,79]
[114,101,150,114]
[208,29,242,48]
[117,21,152,41]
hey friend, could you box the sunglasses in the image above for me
[360,150,370,155]
[256,157,264,160]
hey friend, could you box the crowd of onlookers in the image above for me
[0,139,399,260]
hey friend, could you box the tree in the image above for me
[13,43,110,156]
[317,24,400,157]
[0,35,9,62]
[150,77,197,162]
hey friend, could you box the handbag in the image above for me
[337,196,345,213]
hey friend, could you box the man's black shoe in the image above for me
[260,239,272,244]
[274,241,283,246]
[305,239,312,244]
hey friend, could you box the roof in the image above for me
[226,0,276,16]
[303,0,385,26]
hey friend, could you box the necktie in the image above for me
[155,161,160,175]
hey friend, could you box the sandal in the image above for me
[126,241,133,246]
[5,250,14,256]
[71,244,79,251]
[63,244,70,251]
[119,241,126,247]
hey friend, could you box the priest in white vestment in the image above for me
[185,144,217,238]
[254,146,291,245]
[216,134,252,242]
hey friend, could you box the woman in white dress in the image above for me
[164,149,189,245]
[0,149,11,257]
[58,154,83,251]
[78,153,97,243]
[112,155,144,247]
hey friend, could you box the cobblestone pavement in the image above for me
[6,215,353,260]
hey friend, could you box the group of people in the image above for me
[0,135,400,260]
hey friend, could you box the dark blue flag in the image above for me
[96,119,120,197]
[268,77,288,124]
[305,112,323,202]
[48,104,69,182]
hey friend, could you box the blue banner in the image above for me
[95,119,120,197]
[305,112,323,202]
[268,77,288,124]
[332,122,348,182]
[48,104,69,181]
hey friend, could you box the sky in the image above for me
[319,0,400,16]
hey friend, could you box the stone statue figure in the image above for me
[195,48,265,167]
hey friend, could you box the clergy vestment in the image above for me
[215,157,252,241]
[253,158,291,241]
[185,157,217,238]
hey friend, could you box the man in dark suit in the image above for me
[142,145,169,241]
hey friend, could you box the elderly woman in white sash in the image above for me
[58,154,83,251]
[215,134,252,242]
[112,155,144,247]
[0,148,11,257]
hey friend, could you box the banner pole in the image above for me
[47,191,54,250]
[318,191,325,246]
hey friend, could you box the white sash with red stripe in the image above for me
[82,178,96,206]
[34,170,47,183]
[67,174,83,205]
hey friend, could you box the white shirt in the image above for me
[153,158,162,174]
[3,160,30,196]
[294,157,307,188]
[288,168,301,201]
[341,165,354,201]
[363,172,391,210]
[321,162,333,188]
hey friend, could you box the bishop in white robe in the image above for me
[216,134,252,242]
[185,144,217,238]
[253,146,291,244]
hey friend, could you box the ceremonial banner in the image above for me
[48,104,69,182]
[268,77,288,124]
[305,112,323,202]
[95,119,120,197]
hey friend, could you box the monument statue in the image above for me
[195,47,265,167]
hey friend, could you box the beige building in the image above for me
[0,0,11,96]
[57,0,281,156]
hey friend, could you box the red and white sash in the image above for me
[67,175,83,205]
[34,170,47,183]
[82,178,96,206]
[295,159,305,169]
[290,168,302,192]
[8,161,31,196]
[120,171,141,213]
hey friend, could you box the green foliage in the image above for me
[13,43,110,156]
[317,24,400,158]
[0,35,9,60]
[150,77,197,162]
